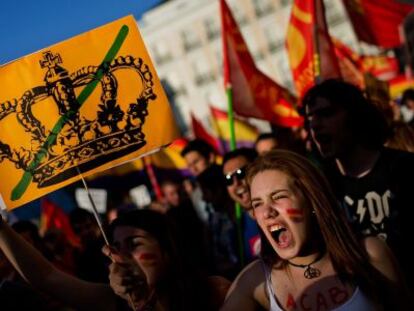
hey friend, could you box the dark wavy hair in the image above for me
[108,209,174,255]
[302,79,390,150]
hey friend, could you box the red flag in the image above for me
[342,0,413,48]
[286,0,341,98]
[333,41,364,87]
[360,55,399,81]
[333,38,399,83]
[40,199,80,247]
[191,113,222,154]
[220,0,303,128]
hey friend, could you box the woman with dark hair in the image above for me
[105,209,229,311]
[221,150,411,310]
[0,209,229,310]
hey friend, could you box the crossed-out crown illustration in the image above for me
[0,51,156,187]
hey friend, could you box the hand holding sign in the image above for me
[102,245,153,309]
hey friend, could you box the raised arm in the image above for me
[0,217,116,311]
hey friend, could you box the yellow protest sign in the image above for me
[0,15,179,209]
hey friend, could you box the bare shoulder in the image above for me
[220,260,266,311]
[231,259,266,292]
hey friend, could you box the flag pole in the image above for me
[76,166,137,309]
[226,82,244,266]
[76,166,110,246]
[313,0,322,84]
[226,85,237,151]
[221,0,244,266]
[142,157,163,202]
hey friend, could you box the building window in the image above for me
[215,48,223,72]
[281,0,290,7]
[205,17,220,40]
[254,51,265,61]
[166,72,187,97]
[269,40,284,53]
[277,53,294,89]
[192,59,215,86]
[151,41,172,65]
[242,28,261,58]
[181,29,201,52]
[264,27,284,53]
[232,6,248,26]
[253,0,274,18]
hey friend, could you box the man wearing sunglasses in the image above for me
[222,148,261,263]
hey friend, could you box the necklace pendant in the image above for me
[304,266,321,279]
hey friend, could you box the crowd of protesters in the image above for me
[1,79,414,310]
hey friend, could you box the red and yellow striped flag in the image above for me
[286,0,341,98]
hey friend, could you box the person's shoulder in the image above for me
[234,259,266,286]
[241,258,264,272]
[220,260,267,310]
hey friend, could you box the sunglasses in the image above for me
[224,165,247,186]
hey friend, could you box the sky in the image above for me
[0,0,162,65]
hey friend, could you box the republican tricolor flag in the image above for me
[220,0,302,128]
[210,106,258,150]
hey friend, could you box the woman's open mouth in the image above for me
[270,224,292,248]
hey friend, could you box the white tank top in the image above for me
[261,260,376,311]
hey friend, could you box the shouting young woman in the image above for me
[221,150,411,311]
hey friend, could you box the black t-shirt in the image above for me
[324,148,414,286]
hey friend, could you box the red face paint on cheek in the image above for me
[286,208,304,223]
[138,252,158,266]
